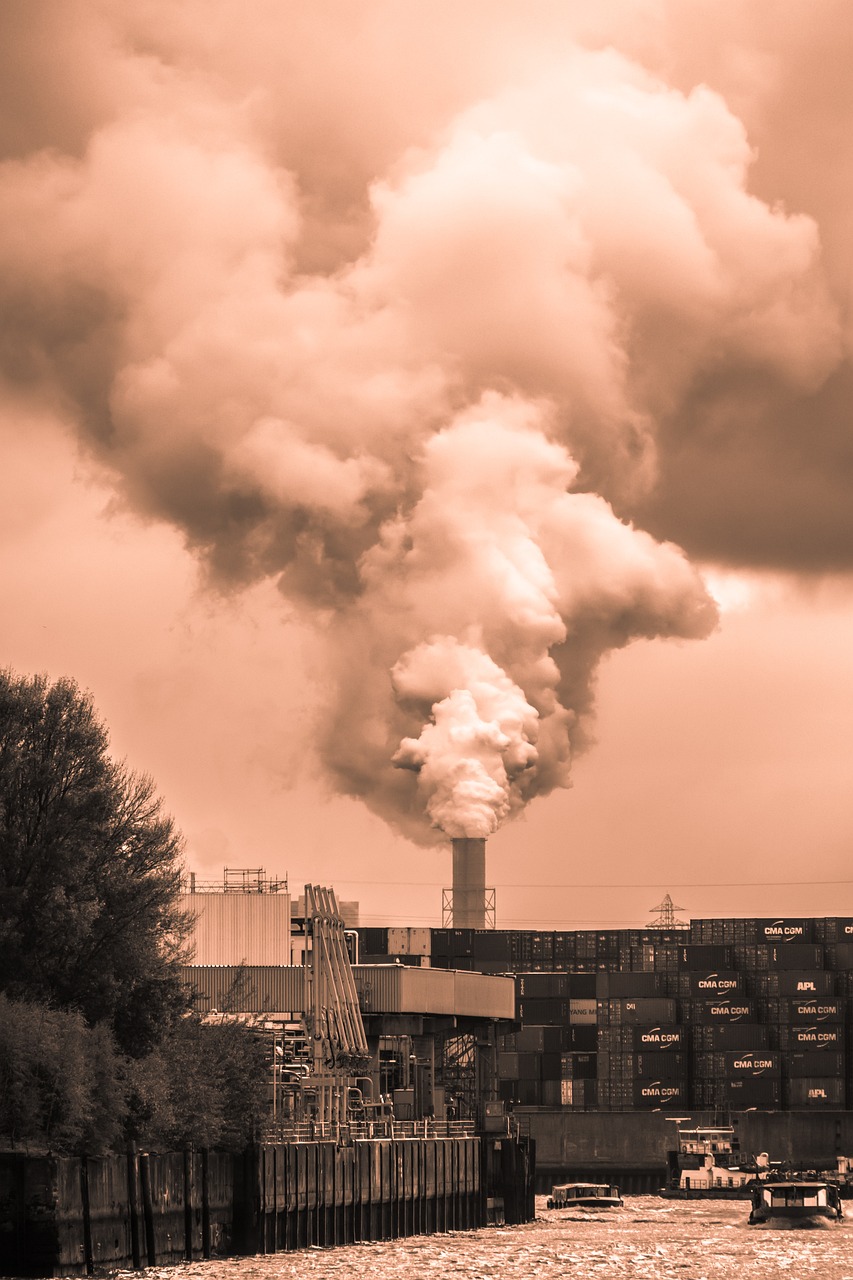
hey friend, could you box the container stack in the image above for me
[357,915,853,1113]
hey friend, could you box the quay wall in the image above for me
[522,1108,853,1192]
[0,1136,534,1277]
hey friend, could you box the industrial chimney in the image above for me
[451,836,487,928]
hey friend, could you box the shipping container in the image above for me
[774,1024,844,1050]
[733,945,772,970]
[560,1052,597,1080]
[569,998,598,1025]
[762,998,844,1024]
[691,1023,769,1051]
[597,1051,686,1080]
[677,945,734,970]
[755,918,814,944]
[562,1024,598,1051]
[516,1024,562,1054]
[721,1077,781,1107]
[745,970,835,998]
[387,926,431,956]
[816,919,853,944]
[595,971,664,998]
[596,997,678,1025]
[568,974,597,999]
[597,1024,685,1052]
[786,1050,846,1078]
[471,930,513,961]
[723,1051,781,1078]
[768,943,825,969]
[541,1051,563,1081]
[677,971,743,999]
[786,1078,846,1107]
[682,999,755,1023]
[516,972,571,999]
[826,943,853,970]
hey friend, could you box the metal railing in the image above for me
[260,1118,477,1144]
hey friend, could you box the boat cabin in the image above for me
[749,1180,843,1223]
[547,1182,623,1209]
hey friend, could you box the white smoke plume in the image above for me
[0,4,846,840]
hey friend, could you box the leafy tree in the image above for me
[0,994,126,1152]
[0,669,192,1055]
[125,1016,271,1151]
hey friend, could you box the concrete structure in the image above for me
[451,837,487,928]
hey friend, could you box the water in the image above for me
[127,1196,853,1280]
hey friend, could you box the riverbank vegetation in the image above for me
[0,669,270,1154]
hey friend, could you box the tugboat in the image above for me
[748,1179,843,1224]
[661,1125,763,1199]
[547,1182,623,1209]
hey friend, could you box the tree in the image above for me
[125,1016,271,1151]
[0,669,192,1055]
[0,994,127,1153]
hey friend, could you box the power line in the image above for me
[332,877,853,890]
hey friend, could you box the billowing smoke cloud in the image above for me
[0,2,846,839]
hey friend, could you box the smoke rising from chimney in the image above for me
[0,9,844,842]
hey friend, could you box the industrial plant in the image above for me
[176,837,853,1194]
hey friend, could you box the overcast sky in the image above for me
[2,1,851,928]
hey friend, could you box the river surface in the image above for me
[121,1196,853,1280]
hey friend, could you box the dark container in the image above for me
[768,943,825,969]
[598,1024,685,1052]
[596,997,678,1025]
[632,1080,686,1107]
[827,943,853,970]
[691,1023,769,1051]
[677,945,734,970]
[683,999,755,1023]
[472,931,513,961]
[721,1077,781,1107]
[361,928,389,955]
[682,971,743,999]
[817,919,853,944]
[775,1024,843,1050]
[516,1024,562,1054]
[773,971,835,997]
[563,1025,597,1052]
[722,1050,781,1078]
[540,1051,563,1081]
[595,972,663,998]
[786,1050,845,1078]
[430,929,451,957]
[517,1052,543,1081]
[786,1078,846,1107]
[767,998,844,1024]
[516,972,570,999]
[755,918,814,944]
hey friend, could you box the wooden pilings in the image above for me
[0,1134,533,1275]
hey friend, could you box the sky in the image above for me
[1,1,851,928]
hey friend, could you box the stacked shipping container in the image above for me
[357,917,853,1113]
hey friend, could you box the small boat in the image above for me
[748,1179,843,1224]
[547,1182,623,1209]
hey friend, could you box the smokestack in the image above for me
[451,836,486,929]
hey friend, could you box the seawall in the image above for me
[0,1135,534,1276]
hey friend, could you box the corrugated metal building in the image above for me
[181,889,291,966]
